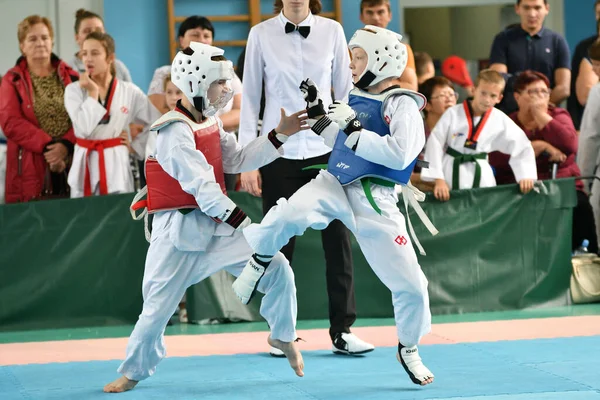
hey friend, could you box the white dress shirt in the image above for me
[239,12,353,160]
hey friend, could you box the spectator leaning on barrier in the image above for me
[489,0,570,115]
[489,70,598,254]
[0,15,78,202]
[420,69,537,202]
[411,77,458,192]
[578,39,600,253]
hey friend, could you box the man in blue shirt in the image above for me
[489,0,570,114]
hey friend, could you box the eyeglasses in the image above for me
[430,91,458,101]
[525,88,550,97]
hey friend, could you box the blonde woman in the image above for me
[0,15,78,202]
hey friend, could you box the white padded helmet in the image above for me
[171,41,234,116]
[348,25,408,89]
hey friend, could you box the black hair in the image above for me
[178,16,214,38]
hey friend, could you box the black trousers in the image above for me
[260,154,356,340]
[573,189,599,254]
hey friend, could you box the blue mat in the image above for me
[2,336,600,399]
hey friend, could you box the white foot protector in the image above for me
[396,344,434,385]
[232,256,266,305]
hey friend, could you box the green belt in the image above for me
[361,177,394,215]
[302,165,394,215]
[445,147,487,190]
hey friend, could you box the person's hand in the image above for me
[240,170,262,197]
[275,108,309,137]
[530,98,548,117]
[129,123,144,139]
[545,143,567,163]
[433,179,451,202]
[299,78,326,118]
[48,159,66,173]
[119,131,134,153]
[80,72,99,99]
[44,142,68,164]
[519,178,534,194]
[328,102,362,136]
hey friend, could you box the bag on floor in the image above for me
[570,254,600,304]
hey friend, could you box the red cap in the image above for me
[441,55,474,88]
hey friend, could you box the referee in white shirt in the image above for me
[239,0,374,356]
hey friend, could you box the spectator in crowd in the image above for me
[420,77,458,141]
[67,9,144,189]
[64,32,159,197]
[489,70,598,254]
[441,55,475,101]
[148,15,243,134]
[578,40,600,252]
[144,74,183,163]
[568,2,600,130]
[411,77,457,192]
[489,0,570,115]
[68,9,132,82]
[421,69,537,202]
[0,75,5,204]
[359,0,418,91]
[0,15,78,202]
[163,74,183,111]
[239,0,374,356]
[415,51,435,85]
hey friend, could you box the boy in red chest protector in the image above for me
[104,42,307,393]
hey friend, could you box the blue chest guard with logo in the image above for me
[327,87,426,186]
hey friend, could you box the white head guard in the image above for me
[171,41,234,116]
[348,25,409,89]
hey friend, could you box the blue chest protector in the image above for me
[327,87,425,186]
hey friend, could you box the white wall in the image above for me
[0,0,103,76]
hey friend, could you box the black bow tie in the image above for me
[285,22,310,38]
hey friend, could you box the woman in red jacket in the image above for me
[489,70,598,254]
[0,15,78,202]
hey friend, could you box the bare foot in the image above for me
[103,376,139,393]
[268,336,304,377]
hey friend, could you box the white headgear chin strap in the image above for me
[349,25,409,89]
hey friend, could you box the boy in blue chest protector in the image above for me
[233,25,436,386]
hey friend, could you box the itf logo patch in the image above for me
[395,235,408,245]
[451,132,465,139]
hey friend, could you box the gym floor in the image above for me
[1,304,600,399]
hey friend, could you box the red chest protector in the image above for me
[131,110,226,216]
